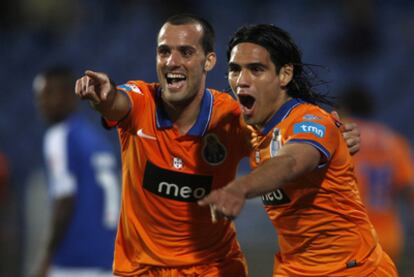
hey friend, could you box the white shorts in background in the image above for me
[48,266,115,277]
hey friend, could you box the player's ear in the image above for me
[279,64,294,87]
[204,52,217,72]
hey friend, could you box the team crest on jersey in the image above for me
[202,133,227,165]
[269,128,282,158]
[173,157,183,169]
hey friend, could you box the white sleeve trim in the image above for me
[44,123,77,199]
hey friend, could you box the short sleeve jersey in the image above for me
[43,114,120,269]
[350,119,414,258]
[112,81,251,275]
[249,99,383,276]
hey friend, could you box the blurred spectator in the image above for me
[19,0,77,33]
[332,0,380,59]
[340,84,414,267]
[0,0,20,30]
[32,65,120,277]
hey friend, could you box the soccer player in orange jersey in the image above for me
[75,14,361,276]
[76,14,250,276]
[199,24,397,276]
[340,85,414,265]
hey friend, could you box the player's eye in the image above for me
[180,47,195,57]
[157,46,170,57]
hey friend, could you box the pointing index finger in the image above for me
[85,70,107,83]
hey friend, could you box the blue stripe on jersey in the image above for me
[261,98,302,136]
[288,138,331,168]
[155,89,213,137]
[187,89,213,136]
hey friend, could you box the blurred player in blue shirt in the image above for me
[33,66,120,277]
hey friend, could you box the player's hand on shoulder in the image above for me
[342,121,360,155]
[330,111,360,155]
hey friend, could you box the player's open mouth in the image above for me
[238,94,256,115]
[166,73,186,89]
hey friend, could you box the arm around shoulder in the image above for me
[198,142,320,219]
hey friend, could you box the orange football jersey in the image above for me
[111,81,251,275]
[249,99,390,276]
[350,119,414,260]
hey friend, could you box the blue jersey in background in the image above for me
[43,113,120,270]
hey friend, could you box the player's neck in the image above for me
[256,95,292,130]
[163,90,204,135]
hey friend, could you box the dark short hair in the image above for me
[227,24,301,74]
[227,24,333,106]
[39,65,75,89]
[164,13,215,54]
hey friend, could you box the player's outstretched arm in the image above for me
[75,70,130,121]
[199,143,320,220]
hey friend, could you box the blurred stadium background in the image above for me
[1,0,413,276]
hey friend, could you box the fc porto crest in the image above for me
[173,157,183,169]
[202,133,227,165]
[269,128,282,158]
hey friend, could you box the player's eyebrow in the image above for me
[228,62,267,70]
[228,62,241,70]
[246,62,266,69]
[157,44,170,51]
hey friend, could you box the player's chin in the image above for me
[242,114,258,126]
